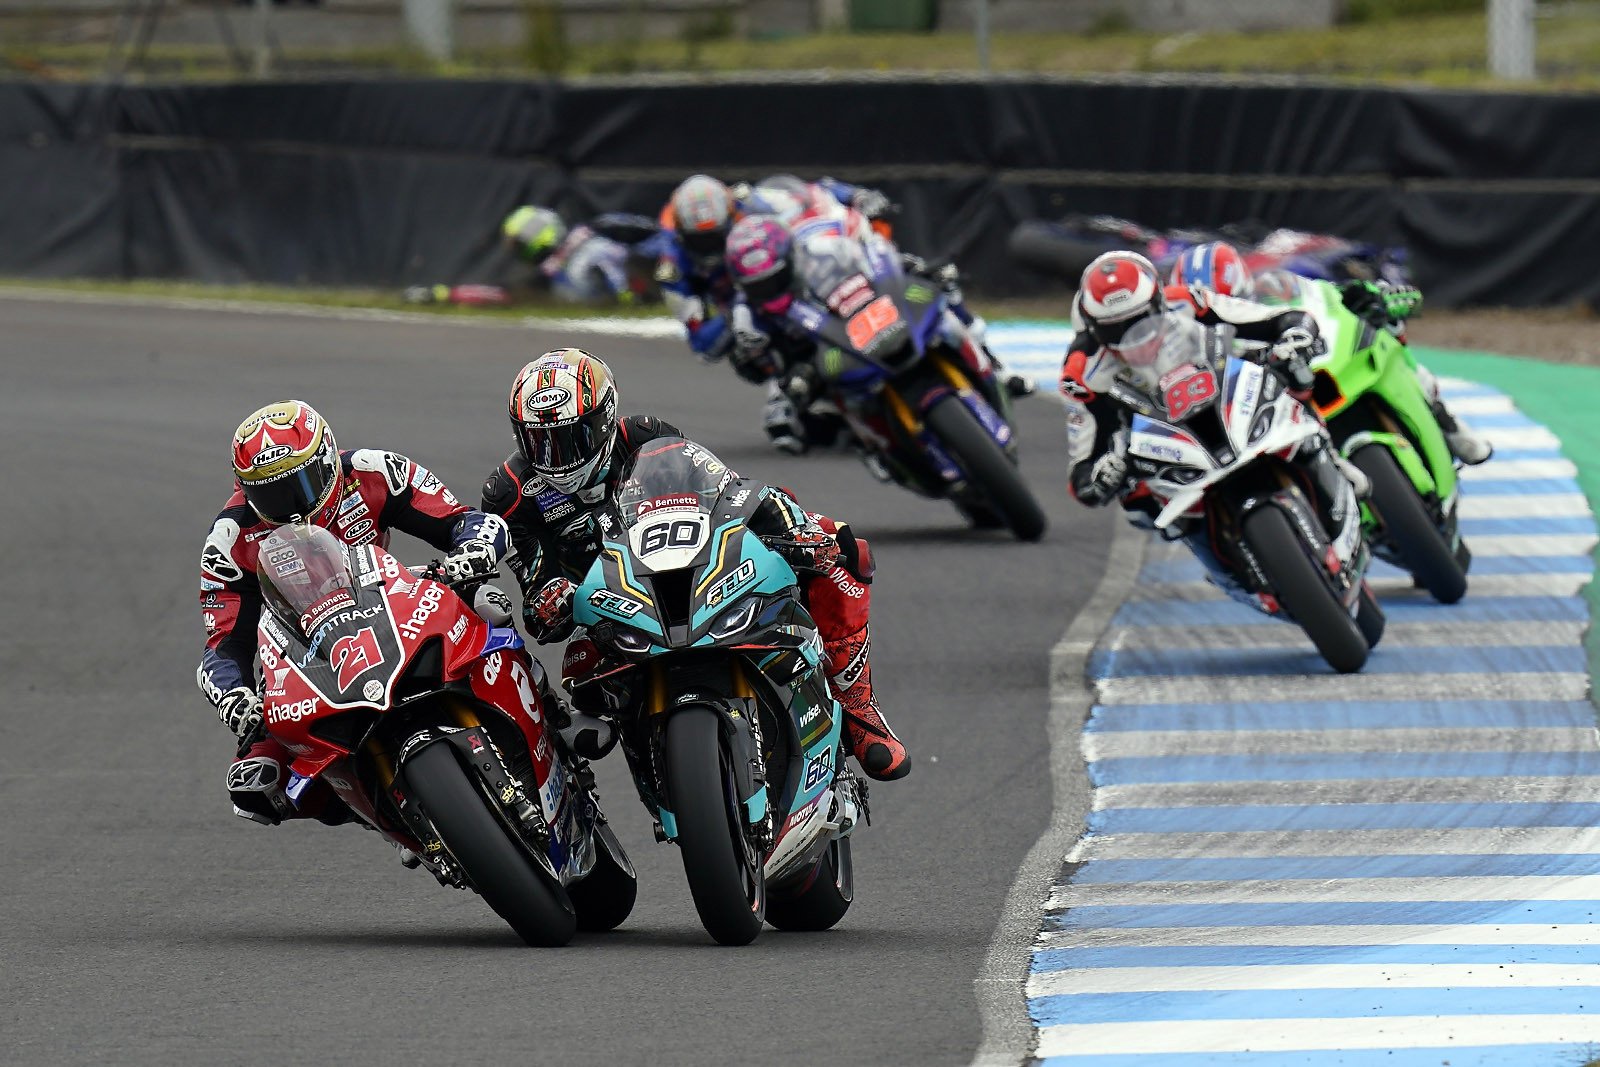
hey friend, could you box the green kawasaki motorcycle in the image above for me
[1290,279,1471,603]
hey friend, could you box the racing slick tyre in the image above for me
[1355,584,1386,649]
[1351,444,1468,605]
[925,396,1047,542]
[766,836,853,932]
[567,821,638,933]
[1242,506,1370,674]
[664,706,766,946]
[406,741,577,947]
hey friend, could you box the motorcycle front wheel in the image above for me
[924,396,1047,542]
[664,706,766,946]
[1351,443,1468,604]
[1242,506,1370,674]
[406,741,577,947]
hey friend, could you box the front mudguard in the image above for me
[1341,429,1461,552]
[1235,486,1368,612]
[653,698,769,843]
[394,726,551,872]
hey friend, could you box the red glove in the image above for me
[780,523,841,574]
[525,577,576,642]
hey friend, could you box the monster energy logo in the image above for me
[824,347,844,377]
[905,284,934,303]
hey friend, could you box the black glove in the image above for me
[1339,280,1390,328]
[1269,327,1321,395]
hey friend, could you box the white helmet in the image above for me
[508,349,619,494]
[1078,250,1167,367]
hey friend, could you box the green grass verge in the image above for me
[13,10,1600,88]
[1417,347,1600,672]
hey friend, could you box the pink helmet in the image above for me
[725,216,796,315]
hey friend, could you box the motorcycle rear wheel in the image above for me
[766,837,853,932]
[924,396,1047,542]
[664,707,766,946]
[1242,506,1370,674]
[567,821,638,933]
[406,741,576,947]
[1351,444,1467,604]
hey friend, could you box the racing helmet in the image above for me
[670,174,737,268]
[1079,250,1167,368]
[1169,241,1254,300]
[232,400,342,527]
[502,205,568,262]
[725,215,796,315]
[509,349,620,495]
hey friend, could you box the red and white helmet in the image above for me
[1078,251,1166,367]
[1168,241,1254,300]
[231,400,342,526]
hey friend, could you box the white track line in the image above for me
[1039,923,1600,948]
[1047,875,1600,909]
[1069,826,1600,860]
[1035,1014,1600,1058]
[1084,725,1599,759]
[1094,775,1600,809]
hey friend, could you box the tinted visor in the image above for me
[741,260,794,307]
[516,405,610,477]
[243,449,337,525]
[681,226,727,261]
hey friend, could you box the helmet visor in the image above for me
[243,444,338,526]
[516,405,612,479]
[741,260,793,308]
[682,226,727,262]
[1105,313,1165,367]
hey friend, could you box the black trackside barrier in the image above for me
[5,77,1600,307]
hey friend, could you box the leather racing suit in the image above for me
[197,449,509,824]
[481,416,902,778]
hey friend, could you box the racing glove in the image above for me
[1085,451,1129,505]
[851,187,894,220]
[442,539,499,586]
[525,577,577,643]
[774,521,842,574]
[1269,326,1322,396]
[730,304,777,383]
[217,686,264,744]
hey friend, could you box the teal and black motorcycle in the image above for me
[567,437,866,946]
[1276,277,1472,603]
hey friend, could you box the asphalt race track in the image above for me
[1,295,1113,1065]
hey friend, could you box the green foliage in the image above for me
[522,0,569,75]
[1341,0,1481,25]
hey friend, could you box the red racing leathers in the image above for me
[198,448,509,822]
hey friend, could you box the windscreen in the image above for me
[795,233,873,310]
[615,438,736,529]
[257,523,360,639]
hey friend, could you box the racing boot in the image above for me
[1416,364,1492,465]
[227,739,353,826]
[762,378,808,456]
[828,625,910,782]
[1331,452,1372,499]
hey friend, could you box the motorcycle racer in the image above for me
[197,400,510,826]
[723,215,1032,454]
[404,205,667,308]
[1168,241,1492,465]
[656,174,897,367]
[480,349,910,781]
[1060,252,1374,604]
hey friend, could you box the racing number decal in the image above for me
[640,519,702,556]
[331,627,382,690]
[845,294,900,350]
[1163,368,1217,420]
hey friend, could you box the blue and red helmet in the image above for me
[1169,241,1254,300]
[725,215,796,314]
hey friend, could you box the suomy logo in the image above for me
[526,386,571,412]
